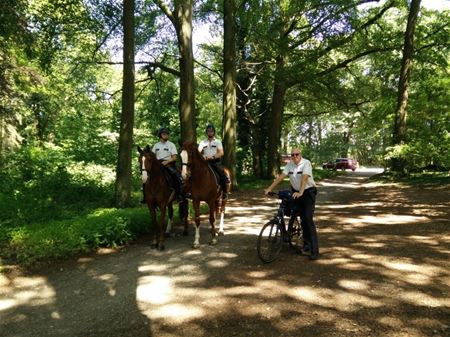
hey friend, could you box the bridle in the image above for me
[140,153,152,183]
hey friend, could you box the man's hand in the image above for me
[293,191,303,199]
[162,160,170,166]
[264,189,271,195]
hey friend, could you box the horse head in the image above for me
[180,141,193,180]
[138,145,156,183]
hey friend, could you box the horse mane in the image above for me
[189,141,207,165]
[139,145,164,176]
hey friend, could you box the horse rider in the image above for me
[198,123,229,199]
[142,127,185,203]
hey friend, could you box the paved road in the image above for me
[1,169,449,337]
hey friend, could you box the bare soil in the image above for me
[1,169,449,337]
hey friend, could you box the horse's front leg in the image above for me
[179,199,189,236]
[165,202,174,237]
[208,201,218,245]
[192,200,201,248]
[158,204,167,251]
[218,198,226,236]
[148,204,158,249]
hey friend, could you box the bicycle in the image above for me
[257,190,304,263]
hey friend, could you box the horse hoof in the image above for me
[218,231,224,236]
[158,245,165,251]
[210,238,218,246]
[192,243,200,249]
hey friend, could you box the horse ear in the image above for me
[145,145,150,152]
[137,146,143,154]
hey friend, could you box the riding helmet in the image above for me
[157,127,170,137]
[205,123,215,133]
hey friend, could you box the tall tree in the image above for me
[153,0,196,142]
[222,0,237,186]
[115,0,135,208]
[392,0,421,172]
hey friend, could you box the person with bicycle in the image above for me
[264,148,319,260]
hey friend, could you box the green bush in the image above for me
[0,143,115,225]
[0,207,153,268]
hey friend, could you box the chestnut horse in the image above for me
[180,141,231,248]
[138,145,188,250]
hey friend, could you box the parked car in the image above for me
[323,158,358,171]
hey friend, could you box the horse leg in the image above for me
[149,205,158,249]
[158,204,167,251]
[218,198,226,236]
[179,199,189,236]
[192,200,201,248]
[208,200,218,245]
[165,202,173,237]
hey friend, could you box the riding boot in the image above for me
[221,184,228,199]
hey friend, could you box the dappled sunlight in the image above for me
[289,286,383,311]
[338,279,370,290]
[318,202,384,209]
[347,214,428,225]
[0,276,55,312]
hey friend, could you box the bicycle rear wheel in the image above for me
[257,220,283,263]
[288,216,302,252]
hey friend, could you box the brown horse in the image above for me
[180,141,231,248]
[138,145,188,250]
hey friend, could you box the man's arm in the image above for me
[264,173,287,195]
[293,174,309,198]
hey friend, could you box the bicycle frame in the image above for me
[257,191,303,263]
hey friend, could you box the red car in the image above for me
[323,158,358,171]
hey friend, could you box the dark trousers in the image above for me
[293,187,318,256]
[164,164,183,196]
[209,161,228,192]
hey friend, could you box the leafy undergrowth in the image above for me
[0,207,152,270]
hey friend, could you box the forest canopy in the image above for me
[1,0,449,215]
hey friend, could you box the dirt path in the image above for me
[1,169,449,337]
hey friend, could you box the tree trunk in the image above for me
[392,0,421,171]
[267,56,287,178]
[175,1,196,143]
[115,0,135,208]
[222,0,237,187]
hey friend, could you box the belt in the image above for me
[291,187,316,193]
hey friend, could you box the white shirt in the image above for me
[283,158,316,191]
[198,138,223,157]
[152,140,177,161]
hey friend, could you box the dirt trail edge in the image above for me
[1,169,449,337]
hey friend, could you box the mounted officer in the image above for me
[143,127,184,203]
[198,123,229,199]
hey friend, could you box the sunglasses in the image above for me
[291,153,300,157]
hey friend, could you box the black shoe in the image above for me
[309,253,319,260]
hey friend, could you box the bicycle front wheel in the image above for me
[257,220,283,263]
